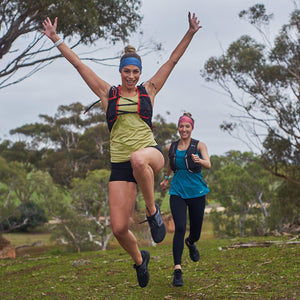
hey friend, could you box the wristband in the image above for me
[54,39,63,47]
[164,175,172,180]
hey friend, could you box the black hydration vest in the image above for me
[106,85,153,132]
[169,138,202,173]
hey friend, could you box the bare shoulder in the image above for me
[198,141,208,151]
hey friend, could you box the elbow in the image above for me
[204,162,211,170]
[168,55,179,67]
[170,58,179,66]
[74,62,82,70]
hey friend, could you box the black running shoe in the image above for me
[172,269,183,287]
[141,203,166,243]
[133,250,150,288]
[185,237,200,262]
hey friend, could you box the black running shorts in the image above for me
[109,145,163,182]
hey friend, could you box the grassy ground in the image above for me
[1,227,299,299]
[3,232,53,247]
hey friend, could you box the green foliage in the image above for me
[69,169,111,251]
[0,158,55,233]
[209,209,238,237]
[1,94,297,242]
[153,114,179,148]
[37,169,112,252]
[201,4,300,186]
[0,111,181,246]
[2,106,179,189]
[50,210,103,252]
[0,201,47,232]
[208,151,278,237]
[0,156,10,181]
[2,161,46,203]
[267,180,300,230]
[71,169,110,216]
[1,0,143,87]
[4,103,110,186]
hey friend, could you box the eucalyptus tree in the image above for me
[8,102,109,185]
[201,4,300,186]
[1,0,143,88]
[209,151,277,237]
[70,169,111,251]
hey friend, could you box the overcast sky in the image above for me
[1,0,297,155]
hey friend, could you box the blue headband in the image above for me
[119,57,142,73]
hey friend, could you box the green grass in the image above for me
[1,233,299,299]
[3,232,53,247]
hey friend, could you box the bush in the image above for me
[0,201,48,232]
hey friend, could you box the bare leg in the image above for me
[109,181,142,266]
[130,147,164,216]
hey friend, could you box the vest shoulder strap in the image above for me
[169,140,179,156]
[137,84,145,93]
[109,85,147,98]
[169,140,180,172]
[185,139,201,173]
[186,139,199,156]
[109,85,120,100]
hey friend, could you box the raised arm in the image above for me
[41,17,110,110]
[144,12,201,100]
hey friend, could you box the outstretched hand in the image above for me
[41,17,58,39]
[188,12,202,33]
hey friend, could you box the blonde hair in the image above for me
[120,45,141,61]
[124,45,136,54]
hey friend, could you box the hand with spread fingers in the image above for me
[41,17,58,40]
[188,12,202,34]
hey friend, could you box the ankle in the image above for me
[135,252,143,267]
[146,204,156,217]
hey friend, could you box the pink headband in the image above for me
[178,116,194,129]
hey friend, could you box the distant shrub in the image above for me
[0,201,48,232]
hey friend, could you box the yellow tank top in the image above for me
[110,94,157,163]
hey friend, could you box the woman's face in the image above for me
[120,65,141,89]
[178,122,193,139]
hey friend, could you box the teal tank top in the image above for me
[169,148,209,199]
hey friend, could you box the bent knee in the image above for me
[130,152,145,171]
[111,224,129,239]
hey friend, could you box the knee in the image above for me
[175,224,186,236]
[189,231,201,242]
[111,223,128,240]
[130,152,145,172]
